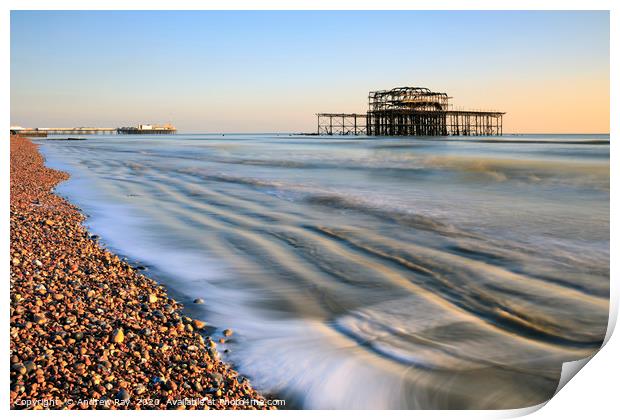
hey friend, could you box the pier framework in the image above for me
[316,113,367,135]
[317,87,504,136]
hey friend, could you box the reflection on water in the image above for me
[39,133,609,409]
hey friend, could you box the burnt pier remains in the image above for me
[317,87,504,136]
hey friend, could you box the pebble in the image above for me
[117,388,130,400]
[209,372,223,386]
[223,329,233,337]
[192,319,206,329]
[24,361,36,372]
[112,328,125,343]
[193,298,204,304]
[166,381,178,392]
[11,363,27,375]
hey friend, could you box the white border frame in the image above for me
[2,2,616,419]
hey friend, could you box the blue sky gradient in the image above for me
[11,11,609,133]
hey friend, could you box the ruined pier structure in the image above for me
[317,87,504,136]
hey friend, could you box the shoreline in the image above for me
[9,135,275,410]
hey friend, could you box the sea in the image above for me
[38,133,610,409]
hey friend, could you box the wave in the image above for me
[303,194,465,236]
[419,155,609,187]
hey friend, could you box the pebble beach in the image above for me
[9,135,274,410]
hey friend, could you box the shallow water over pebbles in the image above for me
[39,133,609,409]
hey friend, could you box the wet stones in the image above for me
[192,319,206,330]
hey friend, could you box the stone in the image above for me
[117,388,130,400]
[192,319,206,329]
[24,361,36,373]
[11,363,26,375]
[112,328,125,343]
[33,314,47,324]
[209,372,223,386]
[166,381,178,392]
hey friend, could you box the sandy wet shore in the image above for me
[9,135,274,410]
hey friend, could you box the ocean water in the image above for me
[38,133,610,409]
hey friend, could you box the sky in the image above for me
[11,10,609,133]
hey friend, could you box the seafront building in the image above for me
[117,123,177,134]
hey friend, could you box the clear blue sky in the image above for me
[11,10,609,133]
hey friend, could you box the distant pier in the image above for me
[11,123,176,137]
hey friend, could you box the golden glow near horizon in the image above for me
[450,75,610,134]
